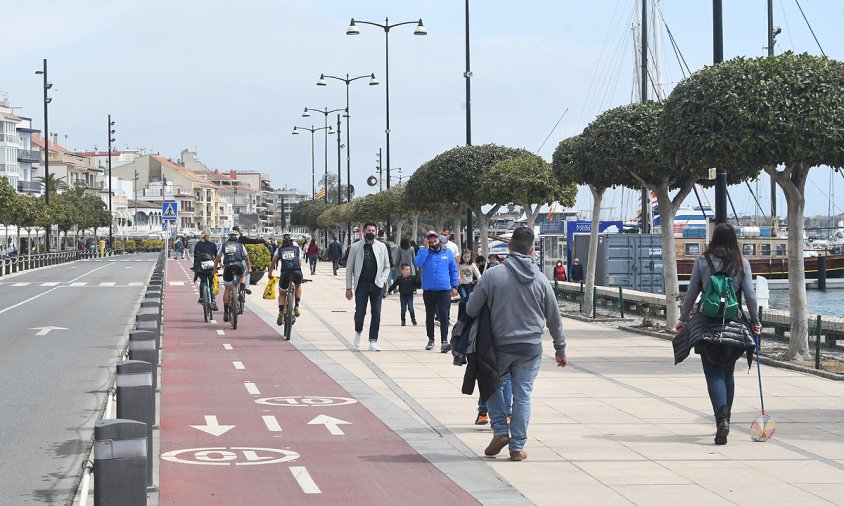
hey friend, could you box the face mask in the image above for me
[439,235,447,243]
[364,232,375,242]
[430,244,441,252]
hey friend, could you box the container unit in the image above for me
[572,233,665,294]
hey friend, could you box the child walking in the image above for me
[387,263,417,326]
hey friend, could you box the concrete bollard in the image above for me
[136,306,161,323]
[116,360,155,487]
[128,331,159,391]
[94,419,148,506]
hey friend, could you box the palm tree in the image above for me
[36,173,68,194]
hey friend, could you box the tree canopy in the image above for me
[290,199,332,231]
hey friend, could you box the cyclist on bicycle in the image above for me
[213,231,252,322]
[270,233,303,326]
[192,230,218,311]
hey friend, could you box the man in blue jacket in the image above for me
[415,230,459,352]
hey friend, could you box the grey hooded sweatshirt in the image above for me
[466,251,566,358]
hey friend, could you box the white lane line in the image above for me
[216,330,225,336]
[69,282,87,287]
[41,282,60,286]
[289,467,321,494]
[222,343,233,350]
[233,361,245,370]
[0,287,61,315]
[244,382,260,395]
[210,319,218,324]
[128,282,143,286]
[168,281,184,286]
[99,282,116,286]
[262,415,282,432]
[11,282,31,287]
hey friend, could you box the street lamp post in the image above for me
[292,125,334,199]
[302,107,343,203]
[35,58,52,252]
[108,115,115,252]
[346,17,426,235]
[317,72,379,216]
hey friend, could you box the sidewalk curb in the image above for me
[618,325,844,382]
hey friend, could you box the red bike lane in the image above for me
[159,261,476,504]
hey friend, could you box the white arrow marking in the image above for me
[262,415,282,432]
[290,466,321,494]
[190,415,236,437]
[307,415,351,436]
[31,326,68,336]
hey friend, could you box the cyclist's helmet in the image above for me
[282,233,292,241]
[228,231,240,241]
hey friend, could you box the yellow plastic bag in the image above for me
[263,277,278,300]
[211,274,220,296]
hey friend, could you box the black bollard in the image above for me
[116,360,155,487]
[818,255,827,291]
[128,331,159,390]
[93,419,147,506]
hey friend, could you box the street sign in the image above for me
[162,201,178,221]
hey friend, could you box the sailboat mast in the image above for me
[640,0,650,234]
[652,0,666,100]
[767,0,778,234]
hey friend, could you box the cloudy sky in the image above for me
[4,1,843,221]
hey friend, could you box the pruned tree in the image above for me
[0,177,17,249]
[481,154,577,228]
[13,195,44,251]
[290,199,332,237]
[662,52,844,360]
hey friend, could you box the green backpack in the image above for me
[699,254,739,320]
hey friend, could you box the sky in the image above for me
[3,1,843,221]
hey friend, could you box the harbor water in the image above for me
[768,288,844,317]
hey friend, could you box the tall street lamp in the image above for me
[292,125,334,199]
[35,58,52,252]
[108,115,115,251]
[316,72,379,209]
[303,106,344,203]
[346,17,427,234]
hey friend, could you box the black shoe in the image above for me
[401,321,406,326]
[412,320,418,326]
[223,307,230,322]
[441,342,452,353]
[714,406,730,445]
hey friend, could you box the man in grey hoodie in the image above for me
[466,226,567,462]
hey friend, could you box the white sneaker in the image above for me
[353,332,362,349]
[369,340,380,352]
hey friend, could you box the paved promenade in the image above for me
[165,258,844,505]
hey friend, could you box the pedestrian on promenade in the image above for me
[554,260,567,285]
[306,238,319,275]
[475,255,487,275]
[674,223,761,445]
[466,226,567,461]
[175,237,185,259]
[570,258,584,282]
[415,230,459,353]
[328,237,343,275]
[186,236,198,261]
[393,237,416,281]
[387,263,418,326]
[486,254,500,270]
[345,222,392,351]
[440,226,460,262]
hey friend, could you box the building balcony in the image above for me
[17,180,42,193]
[17,149,40,163]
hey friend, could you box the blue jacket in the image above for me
[415,247,459,292]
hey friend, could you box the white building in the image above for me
[0,92,41,194]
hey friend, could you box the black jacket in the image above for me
[192,240,218,281]
[570,263,584,282]
[673,312,756,368]
[328,241,343,260]
[461,305,499,402]
[388,275,416,296]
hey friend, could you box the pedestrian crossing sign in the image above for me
[162,201,178,221]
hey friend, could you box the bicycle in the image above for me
[228,279,248,330]
[281,278,311,340]
[201,272,214,323]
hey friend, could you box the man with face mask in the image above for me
[415,230,460,352]
[345,222,392,351]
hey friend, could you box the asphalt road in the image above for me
[0,254,157,504]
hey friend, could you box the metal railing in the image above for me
[0,249,127,277]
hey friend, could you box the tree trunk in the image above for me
[583,186,605,315]
[412,215,419,242]
[451,206,462,253]
[395,218,406,240]
[654,187,681,327]
[520,203,541,229]
[474,204,502,258]
[778,164,810,360]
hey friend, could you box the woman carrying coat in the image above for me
[674,223,762,445]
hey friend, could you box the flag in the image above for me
[314,186,326,200]
[546,202,557,222]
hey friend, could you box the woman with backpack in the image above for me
[674,223,762,445]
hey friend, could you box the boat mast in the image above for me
[652,0,666,100]
[767,0,779,235]
[639,0,650,234]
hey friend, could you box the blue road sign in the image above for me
[162,201,178,221]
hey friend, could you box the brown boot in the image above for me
[484,435,510,456]
[509,450,528,461]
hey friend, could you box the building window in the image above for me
[760,243,772,256]
[684,243,701,256]
[742,243,756,256]
[775,243,787,256]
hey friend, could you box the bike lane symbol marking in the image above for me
[255,396,358,407]
[161,447,299,466]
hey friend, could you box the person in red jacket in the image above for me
[306,238,320,275]
[553,260,567,285]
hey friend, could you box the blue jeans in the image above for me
[308,256,317,272]
[700,351,736,412]
[423,290,451,342]
[400,293,416,323]
[479,373,512,414]
[486,351,542,452]
[198,273,216,303]
[354,281,383,342]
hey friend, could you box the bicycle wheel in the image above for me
[203,287,210,323]
[231,283,238,330]
[283,287,294,340]
[205,284,213,322]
